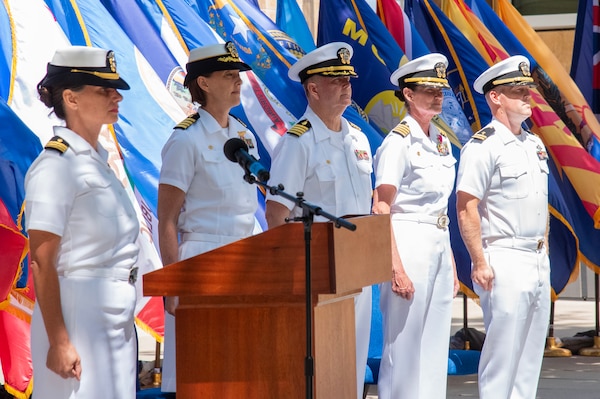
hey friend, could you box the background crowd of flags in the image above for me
[1,0,600,397]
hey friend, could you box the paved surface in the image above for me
[363,297,600,399]
[138,296,600,398]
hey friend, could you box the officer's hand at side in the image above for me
[47,341,81,380]
[471,262,494,291]
[392,267,415,300]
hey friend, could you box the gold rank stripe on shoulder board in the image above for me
[287,119,311,137]
[174,113,200,130]
[472,126,495,141]
[45,136,69,154]
[391,122,410,137]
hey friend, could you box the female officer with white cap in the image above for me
[26,46,139,399]
[157,41,259,394]
[372,53,459,399]
[265,42,373,399]
[456,55,549,399]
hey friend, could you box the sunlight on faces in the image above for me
[65,85,123,126]
[405,85,444,117]
[198,69,243,109]
[494,85,533,120]
[308,75,352,109]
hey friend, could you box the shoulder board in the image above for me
[391,122,410,138]
[230,114,248,128]
[174,113,200,130]
[44,136,69,154]
[287,119,311,137]
[472,126,495,141]
[348,121,362,131]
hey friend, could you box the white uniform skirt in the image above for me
[31,275,137,399]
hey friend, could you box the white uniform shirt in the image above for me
[267,106,373,219]
[160,108,259,238]
[456,118,549,241]
[25,126,139,273]
[374,115,456,216]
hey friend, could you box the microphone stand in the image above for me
[245,172,355,399]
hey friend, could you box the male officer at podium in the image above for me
[456,56,550,399]
[265,42,373,399]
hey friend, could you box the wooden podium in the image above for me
[144,215,391,399]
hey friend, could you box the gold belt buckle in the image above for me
[536,240,544,251]
[436,215,449,229]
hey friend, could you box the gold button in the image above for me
[208,145,214,150]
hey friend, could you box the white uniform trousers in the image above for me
[355,285,372,399]
[162,236,241,393]
[377,220,454,399]
[475,246,550,399]
[31,275,137,399]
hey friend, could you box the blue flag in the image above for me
[405,0,490,132]
[0,99,42,289]
[317,0,401,133]
[99,0,182,84]
[570,0,600,115]
[547,157,582,293]
[276,0,316,53]
[0,2,11,102]
[44,0,183,220]
[550,157,600,274]
[411,0,580,295]
[462,0,592,287]
[193,0,306,117]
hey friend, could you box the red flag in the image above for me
[0,200,27,302]
[0,199,33,398]
[377,0,408,53]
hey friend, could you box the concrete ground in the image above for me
[363,296,600,399]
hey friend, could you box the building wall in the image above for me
[537,30,575,71]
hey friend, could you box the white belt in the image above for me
[181,232,244,244]
[58,267,138,284]
[391,213,450,229]
[485,237,545,252]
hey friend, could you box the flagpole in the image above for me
[579,273,600,356]
[491,0,499,12]
[543,301,572,357]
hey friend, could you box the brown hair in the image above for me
[37,84,84,120]
[185,71,214,107]
[394,82,418,103]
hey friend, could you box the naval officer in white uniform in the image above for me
[265,42,373,399]
[456,55,550,399]
[27,46,139,399]
[372,53,459,399]
[158,41,259,394]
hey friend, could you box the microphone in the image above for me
[223,138,270,182]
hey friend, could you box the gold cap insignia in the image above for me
[519,61,531,77]
[226,41,241,61]
[338,48,351,65]
[107,51,117,73]
[434,62,447,79]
